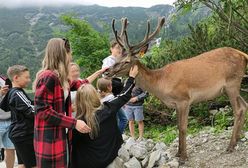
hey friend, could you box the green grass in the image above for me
[144,125,178,144]
[135,120,204,144]
[134,109,248,145]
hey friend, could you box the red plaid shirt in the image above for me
[34,70,88,168]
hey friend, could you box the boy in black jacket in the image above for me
[0,65,36,168]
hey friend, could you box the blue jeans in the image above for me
[117,108,128,134]
[125,105,144,121]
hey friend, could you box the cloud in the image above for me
[0,0,89,8]
[0,0,175,8]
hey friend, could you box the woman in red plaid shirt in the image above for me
[33,38,106,168]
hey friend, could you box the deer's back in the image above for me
[158,47,247,104]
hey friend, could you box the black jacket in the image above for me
[0,87,34,142]
[111,77,123,96]
[71,77,135,168]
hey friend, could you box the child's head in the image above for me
[75,84,101,139]
[110,40,122,57]
[69,62,80,81]
[97,78,112,94]
[7,65,30,88]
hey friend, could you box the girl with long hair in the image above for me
[71,65,138,168]
[33,38,106,168]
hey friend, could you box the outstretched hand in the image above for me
[129,65,138,78]
[87,67,109,83]
[98,67,109,74]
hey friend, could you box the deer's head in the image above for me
[104,17,165,78]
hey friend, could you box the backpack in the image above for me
[0,74,12,88]
[0,75,13,112]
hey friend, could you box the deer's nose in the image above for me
[103,71,110,76]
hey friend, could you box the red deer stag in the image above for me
[105,17,248,163]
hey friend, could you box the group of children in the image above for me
[0,38,148,168]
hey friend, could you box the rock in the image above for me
[122,134,129,141]
[245,132,248,139]
[118,147,130,162]
[129,144,147,159]
[146,139,155,151]
[161,151,170,160]
[147,150,161,168]
[138,141,147,148]
[165,150,173,159]
[235,144,240,150]
[202,137,208,143]
[186,135,193,140]
[174,137,179,143]
[159,164,170,168]
[209,109,218,115]
[215,146,221,150]
[219,107,225,112]
[154,142,167,151]
[124,157,141,168]
[165,159,179,168]
[195,136,208,146]
[107,157,124,168]
[220,135,227,139]
[158,156,168,166]
[124,137,136,151]
[141,156,149,167]
[241,138,246,142]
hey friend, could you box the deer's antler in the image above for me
[112,17,165,54]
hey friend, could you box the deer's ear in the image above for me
[137,44,149,58]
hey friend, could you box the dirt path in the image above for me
[167,128,248,168]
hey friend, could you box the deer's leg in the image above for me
[235,96,247,141]
[175,101,190,163]
[225,87,247,152]
[175,110,181,157]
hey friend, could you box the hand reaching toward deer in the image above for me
[129,65,138,78]
[98,67,109,74]
[86,67,109,83]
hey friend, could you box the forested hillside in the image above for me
[0,4,210,79]
[0,5,172,76]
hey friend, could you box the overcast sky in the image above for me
[0,0,176,8]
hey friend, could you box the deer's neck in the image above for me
[135,62,165,97]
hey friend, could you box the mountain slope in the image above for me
[0,5,173,77]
